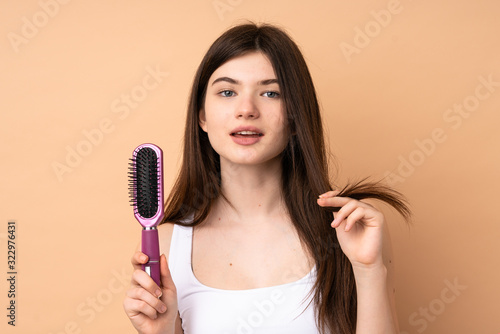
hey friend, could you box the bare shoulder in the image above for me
[157,222,176,261]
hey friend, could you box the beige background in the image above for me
[1,0,499,333]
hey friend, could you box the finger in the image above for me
[124,296,160,320]
[317,191,343,212]
[317,196,348,213]
[318,195,353,208]
[344,207,366,232]
[318,190,341,198]
[127,287,167,314]
[131,251,149,270]
[331,199,359,228]
[131,269,163,298]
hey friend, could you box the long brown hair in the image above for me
[161,22,411,334]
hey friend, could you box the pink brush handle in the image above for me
[142,228,161,287]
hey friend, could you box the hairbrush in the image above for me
[128,143,164,286]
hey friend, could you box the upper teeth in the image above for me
[236,131,259,135]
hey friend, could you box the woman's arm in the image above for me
[317,193,399,333]
[352,219,399,333]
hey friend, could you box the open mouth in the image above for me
[231,131,264,138]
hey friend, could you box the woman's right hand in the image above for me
[123,252,179,334]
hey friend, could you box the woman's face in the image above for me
[199,51,288,167]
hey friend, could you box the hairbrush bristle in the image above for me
[128,147,160,218]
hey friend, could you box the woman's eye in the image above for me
[263,91,280,98]
[220,90,235,97]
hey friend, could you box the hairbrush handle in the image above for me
[142,227,161,287]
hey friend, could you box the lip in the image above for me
[229,126,265,136]
[230,126,264,146]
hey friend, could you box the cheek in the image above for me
[278,132,289,151]
[202,108,222,132]
[271,120,289,151]
[278,117,291,150]
[273,112,288,137]
[203,115,226,148]
[204,97,231,123]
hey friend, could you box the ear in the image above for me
[198,109,207,132]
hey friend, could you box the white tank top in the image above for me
[168,223,321,334]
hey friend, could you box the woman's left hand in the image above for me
[317,190,385,269]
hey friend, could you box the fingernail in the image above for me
[156,289,162,298]
[160,305,167,313]
[141,255,148,262]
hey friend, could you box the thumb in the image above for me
[159,254,176,293]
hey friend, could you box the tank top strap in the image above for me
[168,223,194,291]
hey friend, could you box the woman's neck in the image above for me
[214,156,287,226]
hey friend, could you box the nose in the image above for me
[236,94,260,119]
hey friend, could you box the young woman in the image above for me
[123,22,411,334]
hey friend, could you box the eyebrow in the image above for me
[211,77,279,86]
